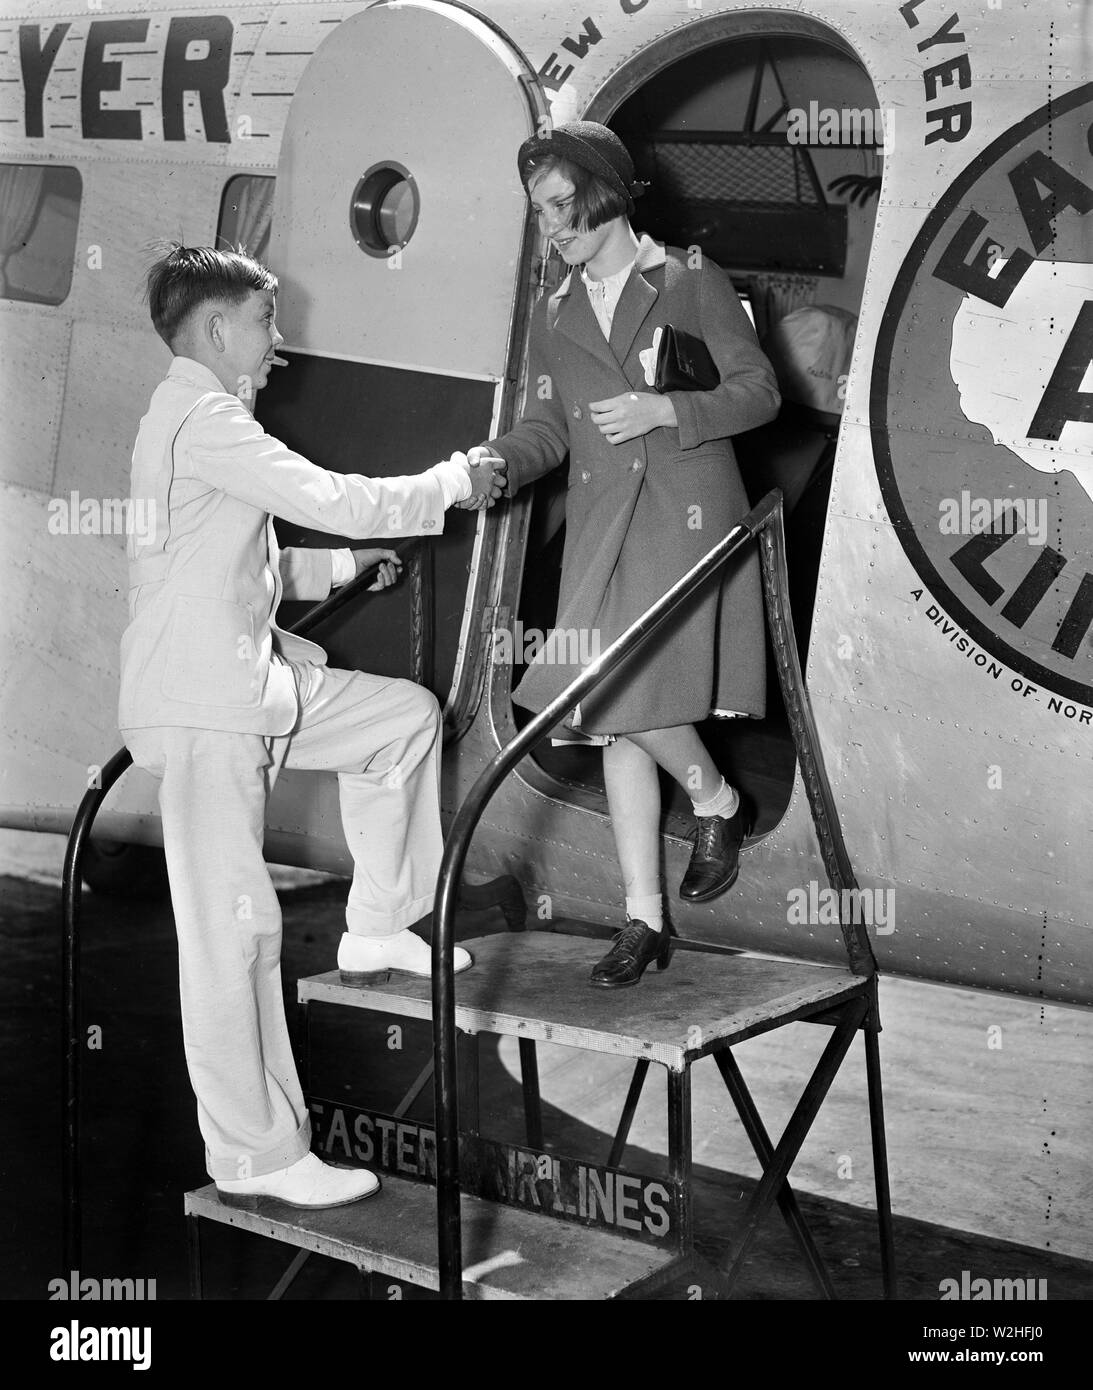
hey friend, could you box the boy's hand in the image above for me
[456,447,507,510]
[352,548,403,590]
[590,391,676,443]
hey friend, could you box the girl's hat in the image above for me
[517,120,646,212]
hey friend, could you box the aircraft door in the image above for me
[269,0,537,377]
[261,0,538,704]
[257,0,541,868]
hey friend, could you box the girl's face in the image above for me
[528,166,614,268]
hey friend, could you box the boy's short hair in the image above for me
[145,243,278,347]
[520,153,629,233]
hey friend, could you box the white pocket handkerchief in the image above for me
[638,326,663,387]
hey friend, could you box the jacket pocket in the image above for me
[161,595,261,708]
[672,441,733,462]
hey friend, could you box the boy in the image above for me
[119,244,504,1210]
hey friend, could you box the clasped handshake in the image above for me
[453,445,507,511]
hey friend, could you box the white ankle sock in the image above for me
[626,893,664,933]
[691,776,739,820]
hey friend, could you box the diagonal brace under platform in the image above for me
[721,994,870,1294]
[714,1047,835,1299]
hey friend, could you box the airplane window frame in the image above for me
[0,162,82,308]
[349,162,420,259]
[216,173,275,262]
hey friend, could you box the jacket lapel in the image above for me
[550,271,622,376]
[607,272,659,373]
[608,236,668,369]
[548,235,669,383]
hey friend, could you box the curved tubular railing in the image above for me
[61,746,134,1273]
[430,488,873,1299]
[288,541,417,639]
[59,555,388,1272]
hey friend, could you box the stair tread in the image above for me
[185,1174,680,1300]
[299,933,865,1065]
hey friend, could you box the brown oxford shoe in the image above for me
[679,797,753,903]
[590,918,673,988]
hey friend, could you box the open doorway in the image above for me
[512,25,882,837]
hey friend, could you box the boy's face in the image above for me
[218,289,283,402]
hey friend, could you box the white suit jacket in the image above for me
[119,357,450,735]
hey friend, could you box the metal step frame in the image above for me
[426,490,894,1297]
[61,491,897,1300]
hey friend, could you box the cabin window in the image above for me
[349,163,419,258]
[0,164,81,306]
[217,174,275,261]
[616,36,887,279]
[638,138,847,274]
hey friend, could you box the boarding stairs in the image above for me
[63,490,896,1300]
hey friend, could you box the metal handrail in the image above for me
[62,488,862,1297]
[60,746,134,1273]
[429,486,839,1299]
[58,555,388,1272]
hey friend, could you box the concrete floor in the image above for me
[2,828,1091,1303]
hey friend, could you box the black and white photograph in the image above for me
[0,0,1090,1360]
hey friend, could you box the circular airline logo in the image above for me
[871,83,1093,705]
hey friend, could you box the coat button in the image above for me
[572,405,582,419]
[631,459,642,471]
[580,470,591,483]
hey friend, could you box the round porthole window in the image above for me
[350,163,419,257]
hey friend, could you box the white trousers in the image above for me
[123,663,443,1180]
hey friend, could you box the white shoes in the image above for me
[337,928,473,983]
[216,1151,380,1211]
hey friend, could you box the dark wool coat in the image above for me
[489,235,780,735]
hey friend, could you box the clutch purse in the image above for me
[653,325,720,393]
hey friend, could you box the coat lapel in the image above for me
[548,235,669,382]
[608,272,658,368]
[608,235,667,371]
[549,270,621,376]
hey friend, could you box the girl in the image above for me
[471,122,781,987]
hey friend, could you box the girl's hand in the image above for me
[352,548,403,590]
[455,446,508,509]
[589,391,677,444]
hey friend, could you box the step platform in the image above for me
[298,930,865,1066]
[184,1172,682,1300]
